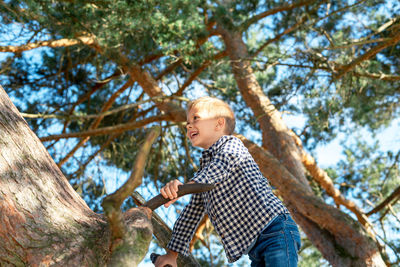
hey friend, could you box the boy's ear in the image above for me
[216,117,225,131]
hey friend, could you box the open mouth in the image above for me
[190,132,198,138]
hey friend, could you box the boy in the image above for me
[155,97,300,267]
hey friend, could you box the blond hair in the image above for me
[187,96,236,135]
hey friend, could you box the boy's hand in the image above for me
[160,179,183,208]
[154,250,178,267]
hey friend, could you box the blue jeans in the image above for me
[248,213,301,267]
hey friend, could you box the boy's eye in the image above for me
[193,116,199,120]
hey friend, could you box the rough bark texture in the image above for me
[218,27,385,266]
[0,86,152,266]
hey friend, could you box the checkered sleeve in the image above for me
[166,192,205,255]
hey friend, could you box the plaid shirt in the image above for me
[167,135,289,263]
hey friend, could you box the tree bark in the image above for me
[0,86,152,266]
[219,29,386,266]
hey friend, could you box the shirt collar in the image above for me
[201,135,232,158]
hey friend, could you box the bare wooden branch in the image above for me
[61,70,123,134]
[328,17,399,50]
[325,38,390,50]
[69,132,119,179]
[143,183,215,211]
[69,109,147,179]
[251,59,400,81]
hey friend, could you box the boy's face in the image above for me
[186,106,225,149]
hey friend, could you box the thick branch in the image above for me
[0,35,102,53]
[289,131,374,232]
[219,27,310,186]
[101,126,160,240]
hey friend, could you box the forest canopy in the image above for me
[0,0,399,266]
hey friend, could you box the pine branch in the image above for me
[366,185,400,216]
[0,35,102,53]
[57,77,135,167]
[22,96,188,120]
[334,30,400,79]
[242,0,319,30]
[325,38,390,50]
[288,130,374,233]
[63,69,124,121]
[69,132,118,180]
[251,15,307,58]
[129,65,187,122]
[175,50,227,96]
[40,114,171,141]
[353,71,400,81]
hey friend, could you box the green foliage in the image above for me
[1,0,399,265]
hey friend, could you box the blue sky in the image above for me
[1,4,399,265]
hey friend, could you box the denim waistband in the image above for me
[244,213,291,254]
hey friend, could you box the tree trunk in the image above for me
[219,29,386,266]
[0,86,152,266]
